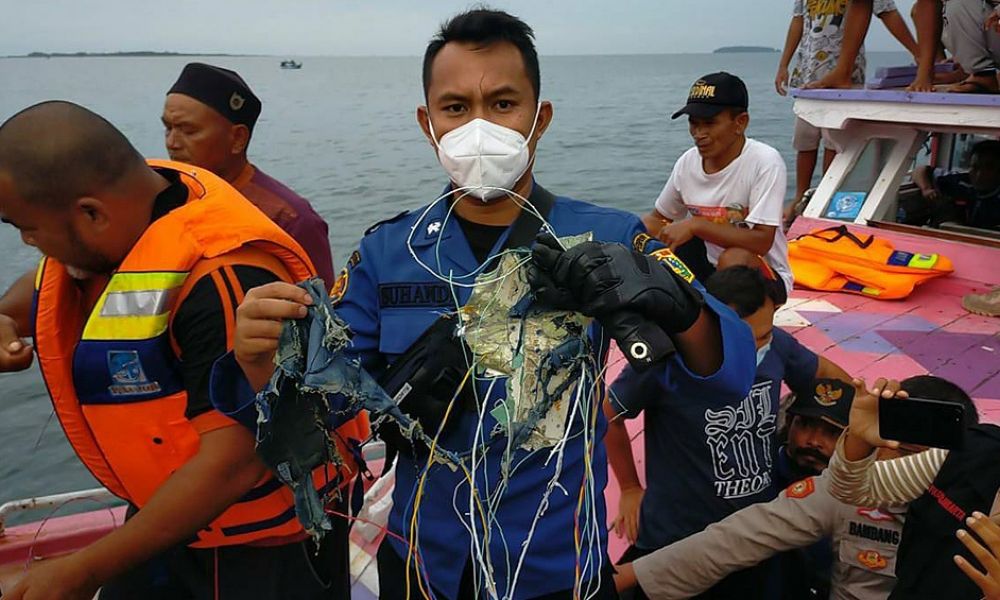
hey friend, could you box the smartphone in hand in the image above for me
[879,396,966,450]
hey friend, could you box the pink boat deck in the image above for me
[605,217,1000,561]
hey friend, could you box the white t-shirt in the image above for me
[654,138,793,294]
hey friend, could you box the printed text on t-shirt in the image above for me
[704,381,777,499]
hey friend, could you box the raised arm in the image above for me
[826,378,949,507]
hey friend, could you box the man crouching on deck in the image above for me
[222,8,757,600]
[0,102,362,599]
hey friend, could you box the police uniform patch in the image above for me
[632,232,654,254]
[786,477,815,499]
[649,248,695,284]
[348,250,362,269]
[857,550,888,570]
[330,268,349,303]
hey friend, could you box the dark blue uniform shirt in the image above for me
[331,186,754,599]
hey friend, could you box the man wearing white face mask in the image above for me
[221,8,758,600]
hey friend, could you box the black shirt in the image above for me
[455,215,508,265]
[150,169,281,419]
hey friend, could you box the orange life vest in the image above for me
[788,226,953,300]
[32,159,368,548]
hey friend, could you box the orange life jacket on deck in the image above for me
[32,159,369,548]
[788,225,953,300]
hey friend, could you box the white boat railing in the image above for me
[0,488,118,537]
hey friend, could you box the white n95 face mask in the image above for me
[429,104,540,201]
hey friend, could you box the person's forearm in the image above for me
[691,219,774,256]
[0,270,36,335]
[72,426,269,584]
[779,17,804,70]
[832,0,875,76]
[829,432,947,506]
[633,488,831,598]
[816,356,852,383]
[238,355,277,393]
[879,10,920,57]
[913,165,935,193]
[604,402,642,491]
[671,308,723,376]
[642,210,670,236]
[914,0,943,79]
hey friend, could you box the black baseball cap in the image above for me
[671,72,750,120]
[787,378,855,429]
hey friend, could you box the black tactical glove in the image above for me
[528,233,705,334]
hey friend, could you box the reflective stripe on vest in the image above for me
[75,271,189,405]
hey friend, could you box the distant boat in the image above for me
[280,60,302,70]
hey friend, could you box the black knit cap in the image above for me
[167,63,261,130]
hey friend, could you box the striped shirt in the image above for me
[828,432,950,507]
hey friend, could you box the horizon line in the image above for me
[1,48,913,60]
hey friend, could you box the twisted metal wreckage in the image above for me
[253,238,600,544]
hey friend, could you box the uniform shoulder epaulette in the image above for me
[364,210,410,236]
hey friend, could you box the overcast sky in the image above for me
[0,1,914,57]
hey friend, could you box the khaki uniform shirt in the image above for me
[633,473,905,600]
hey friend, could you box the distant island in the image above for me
[714,46,779,54]
[11,51,240,58]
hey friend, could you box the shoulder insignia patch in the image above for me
[365,210,410,236]
[649,247,695,284]
[786,477,815,500]
[632,232,654,254]
[348,250,362,269]
[857,550,888,571]
[330,267,349,304]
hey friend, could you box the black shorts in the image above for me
[98,509,350,600]
[673,238,788,305]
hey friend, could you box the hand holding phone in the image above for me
[846,378,904,456]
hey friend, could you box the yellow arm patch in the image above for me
[649,248,695,284]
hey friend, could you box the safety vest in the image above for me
[32,159,368,548]
[788,226,953,300]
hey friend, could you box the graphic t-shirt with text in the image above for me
[610,327,819,549]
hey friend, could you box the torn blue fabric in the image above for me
[233,278,451,540]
